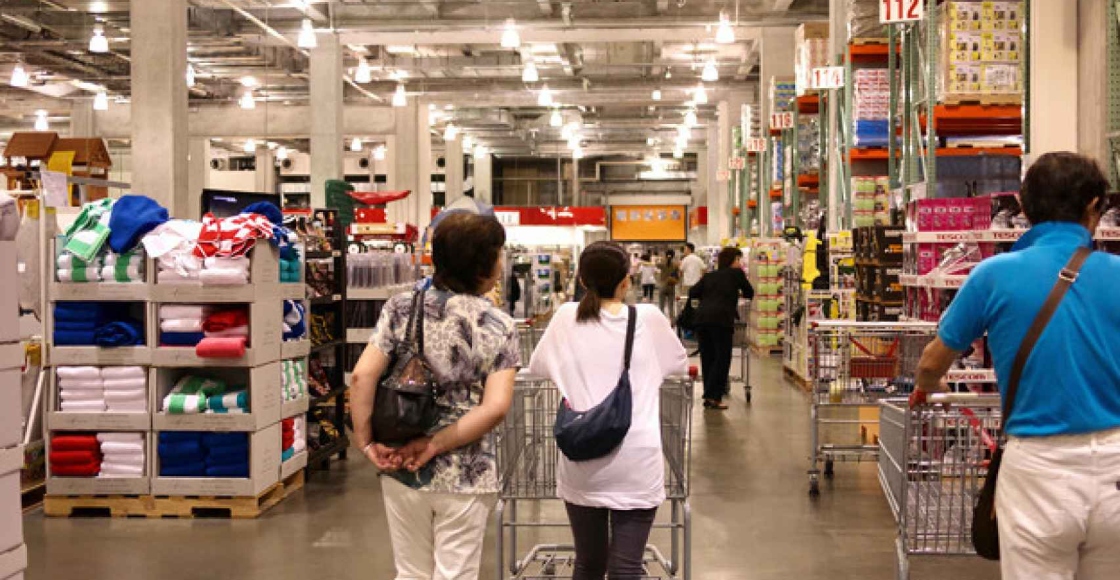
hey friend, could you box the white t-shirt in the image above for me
[679,254,706,287]
[529,303,688,510]
[639,264,657,285]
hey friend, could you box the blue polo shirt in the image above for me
[939,222,1120,437]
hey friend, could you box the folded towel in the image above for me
[158,432,201,444]
[160,305,206,320]
[52,461,102,477]
[195,337,246,359]
[205,456,249,470]
[97,432,143,443]
[202,432,246,448]
[54,302,101,320]
[99,264,142,284]
[160,318,203,333]
[160,462,206,477]
[158,440,204,459]
[199,268,249,285]
[104,389,146,403]
[57,253,96,271]
[57,267,101,283]
[107,195,168,254]
[203,257,250,270]
[94,320,145,347]
[102,377,147,390]
[100,366,146,380]
[206,444,249,464]
[158,453,205,469]
[281,448,295,462]
[49,450,100,465]
[207,391,248,413]
[203,325,249,339]
[207,408,246,415]
[281,433,294,450]
[157,270,200,285]
[60,389,105,401]
[60,399,106,412]
[202,309,249,333]
[56,366,102,380]
[101,452,145,464]
[102,252,144,267]
[53,329,97,346]
[101,441,144,454]
[106,402,147,413]
[160,332,205,347]
[54,319,99,331]
[172,375,226,397]
[99,463,143,476]
[58,379,104,390]
[283,300,306,340]
[52,435,100,452]
[293,438,306,453]
[204,464,249,478]
[163,393,206,414]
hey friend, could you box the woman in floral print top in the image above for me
[350,213,519,580]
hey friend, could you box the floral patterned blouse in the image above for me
[370,288,521,494]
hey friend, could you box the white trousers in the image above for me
[381,476,497,580]
[996,427,1120,580]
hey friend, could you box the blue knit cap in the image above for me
[107,195,169,253]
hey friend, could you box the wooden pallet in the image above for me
[44,470,305,519]
[21,480,45,513]
[939,94,1022,106]
[783,366,812,393]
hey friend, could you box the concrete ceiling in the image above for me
[0,0,827,156]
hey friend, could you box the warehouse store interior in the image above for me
[0,0,1115,579]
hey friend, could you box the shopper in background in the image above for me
[679,243,707,297]
[912,152,1120,580]
[530,241,688,580]
[350,213,520,580]
[689,246,753,410]
[638,253,657,302]
[657,249,681,321]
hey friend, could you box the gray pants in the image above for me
[658,286,677,321]
[565,502,658,580]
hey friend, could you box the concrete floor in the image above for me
[23,355,1001,580]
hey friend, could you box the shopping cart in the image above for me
[494,373,693,579]
[516,319,541,364]
[807,320,937,496]
[878,393,1002,580]
[729,299,752,402]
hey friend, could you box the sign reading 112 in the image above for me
[880,0,923,23]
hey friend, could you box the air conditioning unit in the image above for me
[210,158,228,171]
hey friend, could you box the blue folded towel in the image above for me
[204,464,249,478]
[54,319,98,331]
[160,461,207,477]
[158,440,204,459]
[282,300,305,341]
[159,432,202,444]
[206,444,249,464]
[202,432,246,448]
[160,331,205,347]
[94,320,144,347]
[54,330,97,346]
[281,448,295,462]
[159,453,207,469]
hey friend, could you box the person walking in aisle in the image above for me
[530,241,688,580]
[688,247,753,409]
[678,243,707,297]
[350,213,520,580]
[657,249,681,321]
[638,253,657,302]
[912,152,1120,580]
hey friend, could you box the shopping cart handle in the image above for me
[927,392,1002,405]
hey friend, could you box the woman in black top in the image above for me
[688,247,754,409]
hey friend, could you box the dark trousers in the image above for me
[642,284,655,301]
[565,502,657,580]
[696,325,734,402]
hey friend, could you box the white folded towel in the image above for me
[102,253,143,267]
[100,366,146,380]
[60,399,106,412]
[101,441,144,454]
[104,388,146,402]
[204,325,249,339]
[57,379,103,390]
[106,403,147,413]
[60,389,106,401]
[158,270,200,285]
[159,305,206,319]
[160,318,203,333]
[101,377,147,391]
[101,448,145,460]
[199,268,249,286]
[56,366,102,380]
[99,463,144,476]
[203,256,250,270]
[56,267,101,282]
[99,264,142,283]
[97,432,143,443]
[56,254,91,270]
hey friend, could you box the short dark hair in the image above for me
[717,246,743,270]
[431,213,505,295]
[1021,152,1109,225]
[684,242,696,253]
[576,241,630,322]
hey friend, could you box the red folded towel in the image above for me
[281,433,295,449]
[50,450,100,466]
[51,435,100,452]
[51,461,101,477]
[195,336,247,358]
[203,309,249,333]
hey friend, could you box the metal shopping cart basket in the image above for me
[878,393,1003,580]
[730,299,752,402]
[495,373,693,579]
[807,321,937,496]
[516,319,542,364]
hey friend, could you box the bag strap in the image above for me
[1003,247,1092,420]
[622,305,637,371]
[404,289,426,353]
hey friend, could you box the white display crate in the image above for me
[150,301,282,368]
[152,363,282,432]
[151,422,280,497]
[45,431,151,495]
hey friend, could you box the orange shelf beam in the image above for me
[796,95,820,115]
[797,173,820,188]
[847,42,899,64]
[923,104,1023,137]
[848,146,1022,161]
[769,188,783,199]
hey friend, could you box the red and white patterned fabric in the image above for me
[192,213,274,258]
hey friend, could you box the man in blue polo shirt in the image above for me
[912,152,1120,579]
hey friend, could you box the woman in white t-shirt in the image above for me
[530,241,688,579]
[638,254,657,302]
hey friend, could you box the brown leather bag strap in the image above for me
[1003,247,1092,420]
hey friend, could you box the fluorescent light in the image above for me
[89,2,109,13]
[500,18,520,49]
[572,147,584,159]
[93,90,109,111]
[33,110,48,132]
[355,58,372,83]
[673,148,683,158]
[240,76,257,87]
[185,64,196,87]
[390,69,409,80]
[567,135,580,150]
[647,137,656,146]
[677,125,690,139]
[392,84,407,107]
[537,85,553,107]
[443,123,458,141]
[350,137,362,152]
[701,59,719,82]
[651,89,662,101]
[549,110,563,127]
[684,110,698,127]
[89,26,109,53]
[693,83,708,104]
[297,18,317,49]
[522,60,539,83]
[10,63,28,88]
[276,146,289,160]
[373,145,386,161]
[474,145,488,158]
[462,135,474,150]
[267,141,278,150]
[716,12,736,44]
[239,90,256,109]
[243,138,256,153]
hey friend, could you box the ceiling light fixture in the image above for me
[572,147,584,159]
[297,18,317,49]
[89,25,109,53]
[443,123,459,142]
[701,59,719,82]
[693,83,708,104]
[500,18,521,49]
[33,110,48,132]
[392,83,407,107]
[462,135,474,150]
[684,109,698,127]
[267,141,278,150]
[276,146,289,160]
[647,137,657,146]
[240,76,257,87]
[185,64,196,88]
[350,137,362,152]
[549,109,563,127]
[239,90,256,109]
[716,11,736,44]
[474,145,488,158]
[651,88,662,101]
[93,90,109,111]
[522,60,539,83]
[537,85,553,107]
[372,145,386,161]
[665,68,672,80]
[10,63,28,88]
[243,138,256,153]
[673,148,684,159]
[355,57,372,83]
[567,135,580,150]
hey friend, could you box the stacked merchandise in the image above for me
[52,302,144,347]
[281,359,308,403]
[282,300,306,342]
[846,0,887,40]
[852,69,892,147]
[0,233,25,578]
[281,416,306,462]
[201,306,251,357]
[851,176,891,226]
[56,366,147,414]
[159,305,205,347]
[55,249,145,283]
[939,0,1023,101]
[158,432,249,478]
[48,434,101,477]
[161,375,247,415]
[853,226,904,321]
[795,23,830,96]
[747,240,787,352]
[796,115,821,176]
[97,433,145,478]
[347,253,416,290]
[769,77,797,115]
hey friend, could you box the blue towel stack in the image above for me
[202,432,249,477]
[282,300,306,341]
[54,302,145,347]
[158,432,206,476]
[280,250,301,283]
[853,120,891,148]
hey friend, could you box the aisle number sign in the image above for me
[880,0,923,23]
[770,112,794,131]
[745,138,767,152]
[729,156,746,171]
[809,67,845,90]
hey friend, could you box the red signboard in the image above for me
[689,206,708,230]
[429,206,606,227]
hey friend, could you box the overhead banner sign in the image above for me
[809,67,845,90]
[610,205,687,242]
[880,0,923,23]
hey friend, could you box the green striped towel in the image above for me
[63,199,114,262]
[100,249,145,283]
[172,375,226,398]
[165,393,206,414]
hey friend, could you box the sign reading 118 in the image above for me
[879,0,923,24]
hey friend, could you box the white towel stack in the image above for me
[280,359,307,402]
[293,416,307,454]
[200,256,250,286]
[159,304,206,336]
[97,432,145,478]
[56,366,106,412]
[101,366,147,413]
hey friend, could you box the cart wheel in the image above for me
[824,459,835,479]
[808,472,820,497]
[542,562,556,575]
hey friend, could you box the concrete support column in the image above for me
[255,148,276,193]
[387,102,433,232]
[1029,0,1078,157]
[706,127,722,245]
[187,138,210,219]
[130,0,188,216]
[309,33,343,208]
[712,105,733,243]
[570,155,581,207]
[473,152,493,204]
[760,27,796,133]
[69,101,95,137]
[416,105,433,232]
[444,136,464,204]
[1078,0,1109,167]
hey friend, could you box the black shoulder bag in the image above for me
[554,305,637,462]
[972,246,1091,560]
[371,289,441,447]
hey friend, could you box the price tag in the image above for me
[769,112,794,131]
[745,138,767,152]
[880,0,924,24]
[809,66,845,90]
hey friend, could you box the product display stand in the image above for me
[0,240,27,578]
[747,239,787,356]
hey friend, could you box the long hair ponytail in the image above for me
[575,241,630,323]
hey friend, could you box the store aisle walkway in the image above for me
[23,355,999,580]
